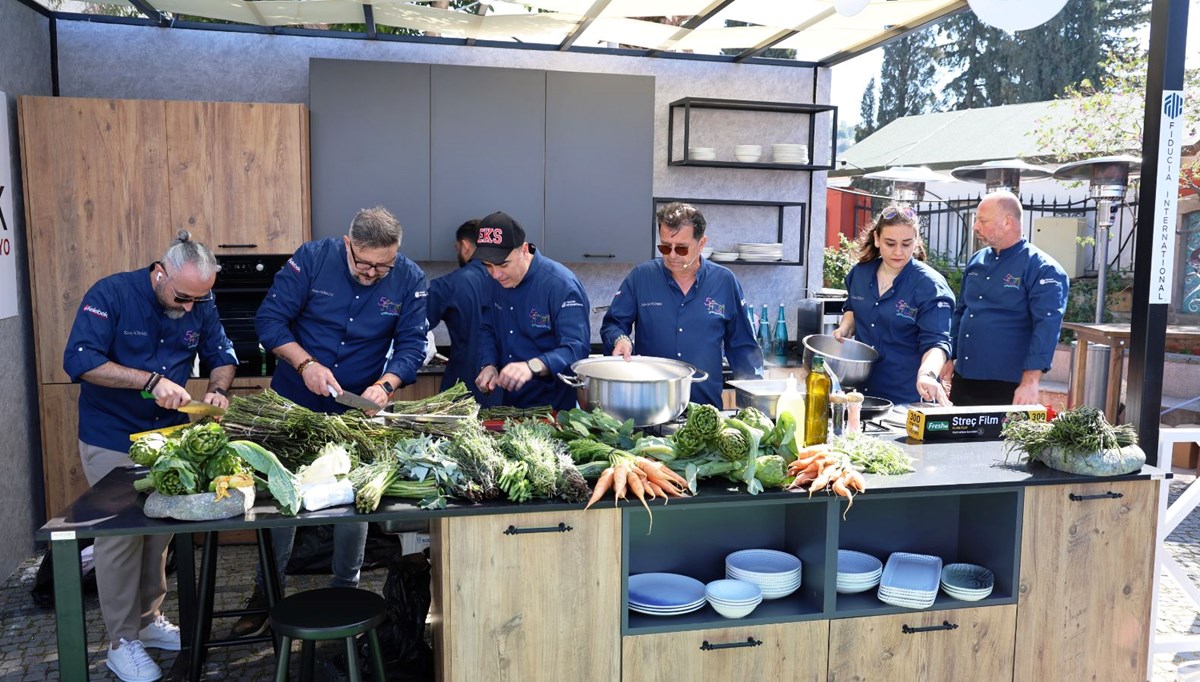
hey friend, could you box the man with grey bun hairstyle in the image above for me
[235,206,429,637]
[63,230,238,682]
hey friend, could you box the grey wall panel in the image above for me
[545,71,653,264]
[0,2,52,578]
[309,59,432,258]
[430,65,545,261]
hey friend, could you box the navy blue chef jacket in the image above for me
[600,258,762,407]
[256,238,428,412]
[426,258,498,406]
[479,246,591,410]
[843,258,954,404]
[64,267,238,452]
[950,239,1069,383]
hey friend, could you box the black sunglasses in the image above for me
[156,263,213,304]
[348,241,395,273]
[657,244,691,256]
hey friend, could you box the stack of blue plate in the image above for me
[628,573,707,616]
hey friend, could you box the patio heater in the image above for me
[1052,155,1142,323]
[861,166,956,202]
[949,158,1052,194]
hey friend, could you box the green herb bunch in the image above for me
[1002,406,1137,461]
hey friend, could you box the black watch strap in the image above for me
[378,380,396,394]
[211,386,229,397]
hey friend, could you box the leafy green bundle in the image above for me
[1003,406,1138,461]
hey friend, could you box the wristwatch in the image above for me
[527,357,547,376]
[375,380,396,394]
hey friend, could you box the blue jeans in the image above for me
[255,522,368,590]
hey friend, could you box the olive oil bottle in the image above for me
[804,356,831,446]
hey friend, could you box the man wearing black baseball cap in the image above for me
[473,210,590,409]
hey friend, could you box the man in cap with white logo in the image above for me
[945,191,1069,405]
[473,211,591,409]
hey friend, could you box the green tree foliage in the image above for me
[875,30,938,128]
[855,77,877,142]
[937,1,1147,110]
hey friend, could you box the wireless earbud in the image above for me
[157,273,163,281]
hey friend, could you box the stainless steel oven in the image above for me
[200,254,290,377]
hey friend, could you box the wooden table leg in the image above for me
[1107,346,1125,422]
[1069,341,1088,408]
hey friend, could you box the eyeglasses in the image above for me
[348,241,395,273]
[881,205,918,221]
[657,244,691,256]
[161,270,213,304]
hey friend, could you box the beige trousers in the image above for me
[79,441,172,646]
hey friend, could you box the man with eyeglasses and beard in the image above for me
[63,230,237,682]
[601,202,763,407]
[231,206,428,638]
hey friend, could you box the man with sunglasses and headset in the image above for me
[601,202,763,407]
[234,206,429,637]
[64,230,237,682]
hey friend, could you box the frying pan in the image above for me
[859,396,894,420]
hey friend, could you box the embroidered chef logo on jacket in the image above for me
[123,330,148,337]
[184,330,200,348]
[83,304,109,319]
[529,308,551,329]
[311,289,334,297]
[1003,274,1021,288]
[561,299,584,309]
[704,297,726,318]
[378,297,402,316]
[287,258,301,273]
[895,300,918,321]
[640,301,663,307]
[1038,278,1058,286]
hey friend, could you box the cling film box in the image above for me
[906,404,1048,441]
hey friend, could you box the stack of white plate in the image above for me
[701,247,715,259]
[628,572,707,616]
[940,563,994,601]
[836,549,883,594]
[688,146,716,161]
[726,549,802,599]
[772,143,808,164]
[705,579,763,619]
[877,552,942,609]
[710,250,739,262]
[734,144,762,163]
[737,242,784,262]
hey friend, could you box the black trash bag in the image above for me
[286,524,409,576]
[320,550,435,682]
[31,537,175,609]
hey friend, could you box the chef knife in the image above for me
[328,385,382,411]
[176,400,227,417]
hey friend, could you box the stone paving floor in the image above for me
[5,471,1200,681]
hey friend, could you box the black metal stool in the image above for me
[186,528,285,681]
[269,587,388,682]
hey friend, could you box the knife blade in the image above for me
[177,400,227,417]
[329,385,381,411]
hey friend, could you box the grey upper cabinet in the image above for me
[430,65,546,261]
[544,71,654,264]
[309,59,432,258]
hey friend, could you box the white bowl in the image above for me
[734,154,761,163]
[709,598,761,619]
[706,579,762,603]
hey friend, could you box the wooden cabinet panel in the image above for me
[432,508,621,682]
[622,621,827,682]
[165,100,309,255]
[18,96,171,385]
[828,605,1016,682]
[39,383,85,518]
[1014,480,1157,682]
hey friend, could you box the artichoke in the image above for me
[129,433,176,467]
[180,422,229,463]
[754,455,788,488]
[202,445,252,481]
[671,425,706,458]
[735,406,775,435]
[717,427,749,462]
[684,403,724,441]
[148,453,201,496]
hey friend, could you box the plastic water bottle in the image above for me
[772,303,788,359]
[757,305,771,356]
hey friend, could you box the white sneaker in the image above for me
[105,639,162,682]
[138,614,181,651]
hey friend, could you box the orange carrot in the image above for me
[845,469,867,493]
[807,465,841,497]
[644,480,668,504]
[627,473,653,533]
[585,467,616,510]
[612,462,630,506]
[832,477,855,520]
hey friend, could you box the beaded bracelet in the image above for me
[143,372,161,393]
[296,357,316,375]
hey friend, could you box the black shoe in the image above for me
[230,586,270,638]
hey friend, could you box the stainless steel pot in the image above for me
[557,356,708,427]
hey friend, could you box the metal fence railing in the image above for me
[850,193,1140,275]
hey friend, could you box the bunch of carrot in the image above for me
[583,453,691,532]
[785,445,867,519]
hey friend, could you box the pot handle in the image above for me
[557,371,587,388]
[691,368,710,383]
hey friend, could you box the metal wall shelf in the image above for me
[667,97,838,171]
